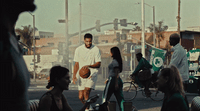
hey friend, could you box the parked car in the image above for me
[38,68,50,79]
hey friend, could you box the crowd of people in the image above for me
[38,33,191,111]
[0,0,197,111]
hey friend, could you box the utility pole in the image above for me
[79,0,82,45]
[141,0,145,58]
[153,6,156,47]
[29,12,36,82]
[65,0,69,68]
[136,2,155,47]
[177,0,181,34]
[33,15,36,82]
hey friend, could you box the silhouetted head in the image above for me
[84,33,93,48]
[157,65,184,96]
[110,47,123,73]
[136,53,143,62]
[1,0,36,32]
[169,33,180,46]
[1,0,36,13]
[46,66,70,90]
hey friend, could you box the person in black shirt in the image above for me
[39,66,97,111]
[0,0,36,111]
[157,65,189,111]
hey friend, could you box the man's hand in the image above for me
[88,76,92,79]
[73,76,77,84]
[104,79,108,84]
[82,65,90,69]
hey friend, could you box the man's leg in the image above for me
[84,87,92,102]
[144,79,151,97]
[78,77,86,104]
[79,90,85,104]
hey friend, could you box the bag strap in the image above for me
[38,91,52,111]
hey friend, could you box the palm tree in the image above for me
[147,21,168,48]
[133,26,142,31]
[15,25,37,54]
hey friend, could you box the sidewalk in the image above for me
[29,78,105,91]
[30,79,48,86]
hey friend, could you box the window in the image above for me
[127,35,132,40]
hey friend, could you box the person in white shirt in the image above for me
[169,33,189,84]
[73,33,101,110]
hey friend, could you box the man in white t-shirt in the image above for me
[73,33,101,110]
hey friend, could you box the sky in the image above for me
[15,0,200,36]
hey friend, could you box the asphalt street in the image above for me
[28,83,198,111]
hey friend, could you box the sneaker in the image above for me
[88,105,94,111]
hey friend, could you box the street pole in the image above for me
[134,51,136,70]
[79,0,82,45]
[29,12,36,82]
[33,15,36,82]
[141,0,145,58]
[130,45,133,71]
[153,6,156,47]
[65,0,69,68]
[177,0,181,34]
[136,2,155,47]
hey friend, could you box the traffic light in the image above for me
[113,18,118,30]
[95,20,101,32]
[37,54,41,63]
[120,19,127,27]
[93,36,99,44]
[58,42,63,55]
[116,33,120,42]
[121,34,127,40]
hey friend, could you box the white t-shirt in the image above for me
[74,44,101,77]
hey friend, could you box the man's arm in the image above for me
[73,62,79,84]
[169,50,182,67]
[132,60,144,75]
[82,62,101,69]
[89,62,101,68]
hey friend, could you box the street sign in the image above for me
[130,50,135,53]
[134,45,147,49]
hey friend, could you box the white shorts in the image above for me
[77,73,98,90]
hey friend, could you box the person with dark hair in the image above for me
[169,33,189,88]
[130,52,153,97]
[39,66,97,111]
[102,47,125,111]
[73,33,101,110]
[157,65,189,111]
[0,0,36,111]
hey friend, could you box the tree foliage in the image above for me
[15,25,37,54]
[147,21,168,48]
[133,26,142,31]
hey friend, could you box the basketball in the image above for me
[79,67,91,78]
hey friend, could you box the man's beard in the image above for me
[85,44,92,48]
